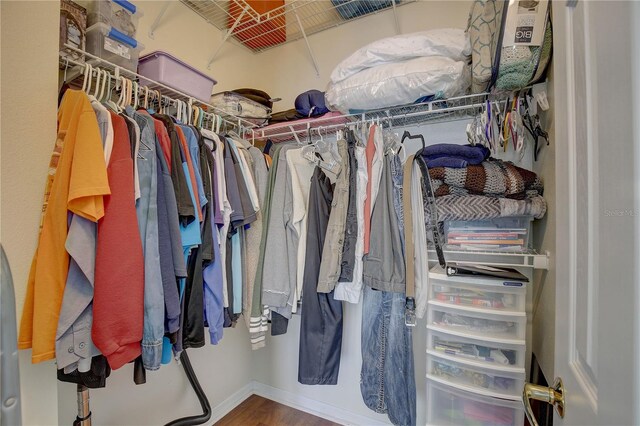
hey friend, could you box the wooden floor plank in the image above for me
[215,395,341,426]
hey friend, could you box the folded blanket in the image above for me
[434,194,547,221]
[422,143,490,169]
[269,108,305,124]
[429,159,543,200]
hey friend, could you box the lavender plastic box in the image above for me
[137,51,216,102]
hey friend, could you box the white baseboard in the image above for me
[209,382,254,424]
[250,381,390,426]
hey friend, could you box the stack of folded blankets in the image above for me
[421,144,547,222]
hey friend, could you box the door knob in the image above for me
[523,377,565,426]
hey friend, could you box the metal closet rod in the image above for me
[61,44,258,132]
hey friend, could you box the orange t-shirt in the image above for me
[19,90,110,363]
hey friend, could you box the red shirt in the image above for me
[92,112,145,370]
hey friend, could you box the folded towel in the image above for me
[422,143,490,168]
[426,157,469,168]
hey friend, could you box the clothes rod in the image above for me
[251,98,506,142]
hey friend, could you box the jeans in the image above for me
[360,286,416,426]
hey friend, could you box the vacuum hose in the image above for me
[164,350,212,426]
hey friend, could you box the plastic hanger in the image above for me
[401,130,426,155]
[81,63,91,93]
[85,66,94,95]
[91,68,102,98]
[99,70,108,102]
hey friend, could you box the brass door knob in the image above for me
[523,377,565,426]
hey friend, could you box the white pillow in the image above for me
[330,28,471,84]
[325,56,470,112]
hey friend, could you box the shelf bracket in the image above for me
[207,6,249,69]
[391,0,400,34]
[294,11,320,77]
[148,2,171,39]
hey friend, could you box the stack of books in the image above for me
[445,227,528,251]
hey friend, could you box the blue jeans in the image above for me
[360,153,416,426]
[360,286,416,426]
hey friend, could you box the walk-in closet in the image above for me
[1,1,639,426]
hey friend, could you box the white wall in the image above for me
[1,2,62,425]
[531,69,556,379]
[250,1,472,109]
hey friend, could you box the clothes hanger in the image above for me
[193,106,200,127]
[81,63,91,93]
[143,86,149,110]
[91,67,102,98]
[98,70,108,102]
[401,130,426,155]
[85,65,94,95]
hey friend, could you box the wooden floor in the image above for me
[215,395,341,426]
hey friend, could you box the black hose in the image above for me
[165,350,212,426]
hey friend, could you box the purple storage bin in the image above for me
[138,51,216,102]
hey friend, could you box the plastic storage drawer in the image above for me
[427,353,525,399]
[429,266,527,312]
[427,303,526,343]
[138,51,217,102]
[85,22,143,71]
[443,216,533,252]
[87,0,140,37]
[427,328,526,370]
[426,379,524,426]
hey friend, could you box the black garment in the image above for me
[182,243,205,349]
[298,167,343,385]
[339,131,358,282]
[120,114,137,160]
[133,356,146,385]
[271,311,289,336]
[57,355,111,389]
[153,114,195,223]
[269,108,305,124]
[195,127,215,263]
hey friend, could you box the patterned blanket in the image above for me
[435,194,547,221]
[429,159,544,200]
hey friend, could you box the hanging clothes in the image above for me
[127,108,164,371]
[92,111,145,370]
[19,90,110,363]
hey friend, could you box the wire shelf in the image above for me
[59,44,259,131]
[245,92,501,143]
[180,0,415,53]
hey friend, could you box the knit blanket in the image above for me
[434,194,547,221]
[429,159,543,200]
